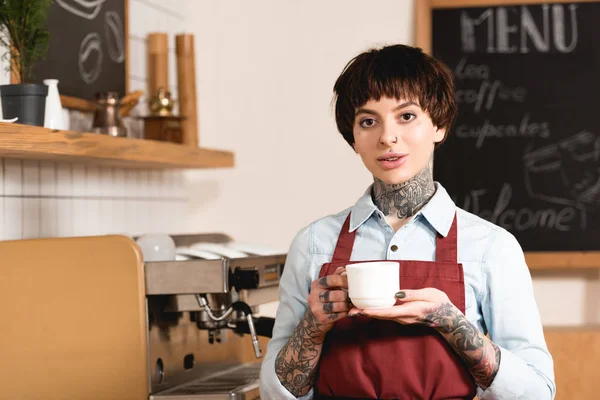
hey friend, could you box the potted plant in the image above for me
[0,0,53,126]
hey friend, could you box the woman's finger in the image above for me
[321,301,353,314]
[317,274,348,289]
[333,266,347,276]
[395,288,443,302]
[318,289,349,303]
[326,311,349,322]
[353,301,427,319]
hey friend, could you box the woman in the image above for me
[259,44,555,400]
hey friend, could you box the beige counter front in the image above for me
[0,235,148,400]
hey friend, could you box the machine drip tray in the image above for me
[150,363,261,400]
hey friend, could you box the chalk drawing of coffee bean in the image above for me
[79,32,103,84]
[56,0,107,20]
[105,11,125,63]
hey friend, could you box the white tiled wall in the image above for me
[0,159,189,240]
[0,0,193,240]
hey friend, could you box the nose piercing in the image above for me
[392,136,398,143]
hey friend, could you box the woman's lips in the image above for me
[377,153,408,170]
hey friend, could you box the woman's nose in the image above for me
[379,123,399,146]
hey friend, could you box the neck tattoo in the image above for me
[372,158,436,221]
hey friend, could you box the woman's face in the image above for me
[352,97,446,185]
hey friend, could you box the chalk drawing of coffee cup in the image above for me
[56,0,107,20]
[523,143,572,206]
[558,131,600,206]
[105,11,125,63]
[78,32,103,84]
[524,131,600,208]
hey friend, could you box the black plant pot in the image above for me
[0,84,48,126]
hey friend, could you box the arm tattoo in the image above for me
[372,156,435,221]
[275,309,326,396]
[421,303,501,390]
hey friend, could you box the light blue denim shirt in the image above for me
[260,183,555,400]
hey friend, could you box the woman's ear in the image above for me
[433,127,446,143]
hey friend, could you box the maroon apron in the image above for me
[315,213,477,400]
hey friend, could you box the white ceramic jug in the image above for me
[43,79,67,130]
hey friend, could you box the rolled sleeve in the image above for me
[478,229,556,399]
[259,226,315,400]
[478,347,549,400]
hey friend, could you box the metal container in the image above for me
[91,91,128,137]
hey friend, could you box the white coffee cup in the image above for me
[136,233,176,262]
[346,261,400,309]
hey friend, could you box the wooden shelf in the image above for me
[525,252,600,270]
[430,0,596,8]
[0,122,234,169]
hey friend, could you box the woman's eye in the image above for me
[400,113,416,122]
[359,118,377,128]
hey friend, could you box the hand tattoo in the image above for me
[372,156,435,221]
[275,310,326,396]
[323,302,333,313]
[422,303,501,390]
[319,291,330,302]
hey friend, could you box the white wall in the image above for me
[0,0,596,326]
[184,0,410,248]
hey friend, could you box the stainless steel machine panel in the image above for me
[150,363,261,400]
[145,259,229,295]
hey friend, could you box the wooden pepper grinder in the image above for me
[176,34,199,147]
[147,33,169,97]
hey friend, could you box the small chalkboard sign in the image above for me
[32,0,128,107]
[421,0,600,253]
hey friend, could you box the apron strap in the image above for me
[436,213,458,263]
[331,213,355,262]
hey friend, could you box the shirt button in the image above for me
[390,245,398,252]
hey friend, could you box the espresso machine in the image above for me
[146,233,284,399]
[0,233,284,400]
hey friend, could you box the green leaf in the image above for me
[0,0,52,83]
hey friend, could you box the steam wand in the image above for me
[195,294,262,358]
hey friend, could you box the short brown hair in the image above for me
[333,44,456,147]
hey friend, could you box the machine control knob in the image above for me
[233,267,259,290]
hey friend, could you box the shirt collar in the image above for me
[419,183,456,237]
[349,186,379,232]
[349,182,456,237]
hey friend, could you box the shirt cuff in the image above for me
[259,358,314,400]
[477,347,527,400]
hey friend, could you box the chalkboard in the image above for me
[32,0,127,101]
[431,2,600,251]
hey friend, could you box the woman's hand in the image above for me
[349,288,460,331]
[307,267,352,333]
[349,288,503,390]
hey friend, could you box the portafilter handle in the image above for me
[232,301,262,358]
